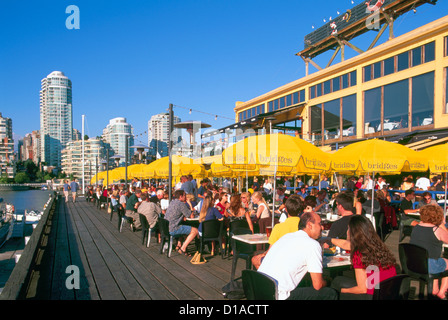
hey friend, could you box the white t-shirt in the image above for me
[258,230,323,300]
[415,177,431,191]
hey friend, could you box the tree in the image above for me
[15,172,30,184]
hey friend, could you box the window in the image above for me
[412,47,422,67]
[342,95,357,137]
[446,68,448,114]
[364,87,382,134]
[350,71,357,87]
[424,41,435,63]
[412,72,434,126]
[323,80,331,95]
[342,73,349,89]
[310,86,316,99]
[332,77,340,92]
[397,52,409,71]
[373,62,382,79]
[310,104,322,140]
[323,99,340,140]
[364,65,372,82]
[384,57,395,76]
[384,79,409,131]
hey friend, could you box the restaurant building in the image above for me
[209,2,448,153]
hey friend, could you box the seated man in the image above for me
[251,195,304,269]
[165,189,198,256]
[417,191,438,208]
[258,212,338,300]
[400,189,420,227]
[137,193,161,230]
[328,192,354,240]
[125,189,142,230]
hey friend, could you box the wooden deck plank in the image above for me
[65,201,100,300]
[69,203,151,300]
[68,202,125,300]
[51,200,75,300]
[79,203,195,300]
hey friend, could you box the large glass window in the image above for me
[364,87,382,134]
[323,99,340,140]
[310,104,322,141]
[384,79,409,131]
[446,68,448,114]
[412,72,434,126]
[342,94,357,137]
[364,65,372,82]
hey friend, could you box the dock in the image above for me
[0,194,424,302]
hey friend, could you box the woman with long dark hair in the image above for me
[331,215,397,299]
[228,193,254,234]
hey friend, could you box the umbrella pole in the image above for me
[319,173,321,191]
[371,171,375,229]
[445,172,447,219]
[272,171,277,228]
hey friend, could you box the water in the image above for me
[0,190,53,213]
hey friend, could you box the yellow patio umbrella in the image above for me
[90,171,108,185]
[146,155,205,178]
[127,164,152,179]
[222,133,331,175]
[222,133,332,225]
[331,139,428,175]
[109,167,126,182]
[419,143,448,214]
[331,139,428,224]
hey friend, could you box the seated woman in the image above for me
[331,215,397,299]
[410,204,448,299]
[198,195,224,255]
[215,192,229,217]
[303,195,317,215]
[228,193,254,234]
[251,191,272,233]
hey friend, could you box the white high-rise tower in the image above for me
[39,71,73,168]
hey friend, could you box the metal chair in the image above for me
[139,214,157,247]
[399,243,448,299]
[372,274,410,300]
[242,270,278,300]
[199,219,225,259]
[158,218,181,258]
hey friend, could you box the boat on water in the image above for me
[0,205,15,248]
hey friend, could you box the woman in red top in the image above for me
[215,192,229,217]
[332,215,397,299]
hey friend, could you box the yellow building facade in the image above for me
[234,15,448,150]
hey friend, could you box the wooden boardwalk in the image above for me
[23,197,239,300]
[8,195,424,302]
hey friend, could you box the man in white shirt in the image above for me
[258,211,338,300]
[415,176,431,191]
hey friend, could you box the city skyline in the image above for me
[2,1,447,147]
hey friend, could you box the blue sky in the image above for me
[1,0,447,148]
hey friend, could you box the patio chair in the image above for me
[199,219,225,259]
[399,243,448,299]
[242,269,278,300]
[372,274,410,300]
[139,214,157,247]
[158,218,181,258]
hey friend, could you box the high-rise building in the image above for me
[19,130,42,165]
[61,138,107,183]
[0,112,15,178]
[40,71,73,169]
[102,117,134,165]
[147,113,181,158]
